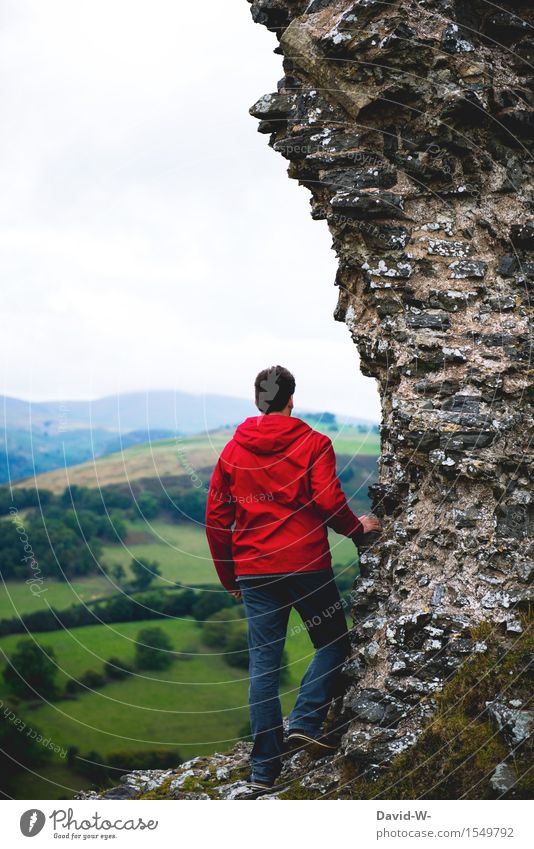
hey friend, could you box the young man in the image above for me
[205,365,382,795]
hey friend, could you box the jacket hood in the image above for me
[233,415,314,456]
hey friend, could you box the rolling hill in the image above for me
[1,390,378,485]
[14,423,381,493]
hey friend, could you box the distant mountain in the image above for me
[0,391,378,485]
[1,390,377,436]
[1,390,259,436]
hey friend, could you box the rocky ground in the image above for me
[75,619,533,800]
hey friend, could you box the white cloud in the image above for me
[0,0,380,420]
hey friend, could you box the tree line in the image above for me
[0,582,235,637]
[0,483,208,582]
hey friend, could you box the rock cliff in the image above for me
[76,0,533,800]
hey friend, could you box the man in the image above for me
[205,365,382,795]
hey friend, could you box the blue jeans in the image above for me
[238,568,350,784]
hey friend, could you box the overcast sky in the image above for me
[0,0,380,421]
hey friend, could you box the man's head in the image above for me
[254,365,295,415]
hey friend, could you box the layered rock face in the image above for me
[246,0,533,775]
[76,1,532,800]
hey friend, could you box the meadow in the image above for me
[14,425,380,494]
[0,515,360,799]
[0,520,359,624]
[101,520,359,588]
[1,610,322,799]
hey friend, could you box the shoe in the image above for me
[238,779,276,799]
[286,728,341,756]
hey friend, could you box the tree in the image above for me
[202,607,243,648]
[100,511,127,542]
[104,656,133,680]
[191,589,234,621]
[130,558,161,591]
[202,607,289,679]
[109,562,126,584]
[0,521,23,580]
[136,492,159,519]
[63,508,98,541]
[225,628,290,682]
[3,639,59,700]
[225,627,250,670]
[0,697,51,795]
[134,627,174,670]
[29,517,99,579]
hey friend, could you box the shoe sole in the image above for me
[241,781,287,799]
[286,732,338,755]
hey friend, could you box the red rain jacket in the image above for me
[205,414,364,591]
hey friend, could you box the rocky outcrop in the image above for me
[244,0,534,784]
[75,624,533,799]
[76,0,533,800]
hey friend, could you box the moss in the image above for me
[134,772,219,800]
[331,614,533,800]
[136,762,251,800]
[175,775,219,798]
[278,781,321,800]
[135,774,176,800]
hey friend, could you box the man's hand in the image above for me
[229,590,242,601]
[359,514,383,534]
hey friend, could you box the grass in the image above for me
[101,519,215,588]
[0,516,359,623]
[7,761,93,800]
[1,608,322,799]
[0,481,364,800]
[101,520,358,589]
[0,576,119,621]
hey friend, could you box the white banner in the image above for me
[3,799,532,848]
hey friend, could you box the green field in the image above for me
[0,518,359,799]
[0,519,359,625]
[1,610,321,799]
[101,520,359,590]
[0,576,118,622]
[101,519,215,588]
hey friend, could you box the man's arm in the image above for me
[309,436,365,540]
[205,456,238,592]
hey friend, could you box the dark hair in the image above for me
[254,366,296,414]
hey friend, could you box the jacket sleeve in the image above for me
[205,455,238,591]
[309,436,364,539]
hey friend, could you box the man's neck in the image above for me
[264,409,291,417]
